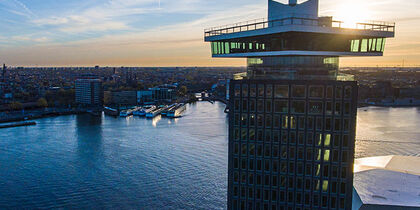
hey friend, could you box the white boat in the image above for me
[120,107,141,117]
[146,106,166,118]
[135,105,155,117]
[161,104,176,116]
[104,107,119,116]
[167,103,186,118]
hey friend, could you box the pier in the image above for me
[0,121,36,129]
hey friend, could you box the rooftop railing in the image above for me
[204,17,395,37]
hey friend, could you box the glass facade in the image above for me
[210,32,387,55]
[228,80,357,210]
[350,38,386,53]
[246,56,339,80]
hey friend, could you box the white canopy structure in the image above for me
[353,156,420,209]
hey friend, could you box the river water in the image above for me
[0,102,419,209]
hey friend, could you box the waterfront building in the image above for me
[137,90,153,104]
[111,91,137,106]
[75,78,103,106]
[204,0,395,209]
[150,86,176,103]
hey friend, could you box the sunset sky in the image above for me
[0,0,419,67]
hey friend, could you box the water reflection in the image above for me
[151,115,162,127]
[75,114,103,162]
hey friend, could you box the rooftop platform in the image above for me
[213,50,383,58]
[204,17,395,42]
[353,156,420,210]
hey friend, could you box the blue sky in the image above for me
[0,0,419,66]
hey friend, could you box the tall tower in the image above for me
[204,0,395,209]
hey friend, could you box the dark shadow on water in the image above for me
[75,114,104,162]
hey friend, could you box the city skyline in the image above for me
[0,0,418,67]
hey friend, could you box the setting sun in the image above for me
[332,2,372,28]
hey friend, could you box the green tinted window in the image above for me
[371,39,376,51]
[368,39,373,51]
[361,39,368,52]
[376,38,383,52]
[351,40,360,52]
[211,42,217,54]
[381,38,386,52]
[225,42,230,54]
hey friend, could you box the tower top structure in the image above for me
[268,0,319,20]
[204,0,395,80]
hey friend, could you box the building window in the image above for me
[292,101,305,114]
[249,129,255,141]
[257,145,263,157]
[266,100,272,112]
[292,85,306,98]
[241,114,248,127]
[234,128,240,141]
[344,102,350,115]
[250,99,256,112]
[281,131,288,145]
[273,130,280,142]
[234,172,239,183]
[342,135,349,148]
[265,115,272,128]
[241,173,247,184]
[242,84,248,97]
[305,164,312,176]
[335,102,342,115]
[250,84,257,97]
[266,85,273,98]
[249,115,256,127]
[334,119,341,131]
[258,85,264,97]
[275,85,289,98]
[306,133,313,145]
[309,101,323,114]
[265,130,272,142]
[336,86,342,99]
[326,86,333,99]
[242,99,248,112]
[257,100,264,113]
[291,116,297,129]
[257,115,264,127]
[274,115,280,128]
[282,116,289,129]
[241,129,247,141]
[324,149,330,161]
[306,148,313,162]
[249,188,254,199]
[235,84,241,97]
[241,144,247,156]
[249,159,255,170]
[274,100,288,113]
[309,86,324,98]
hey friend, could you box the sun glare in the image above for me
[333,3,372,28]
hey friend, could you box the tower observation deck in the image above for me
[204,0,395,80]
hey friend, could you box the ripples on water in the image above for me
[356,106,420,158]
[0,103,419,209]
[0,102,228,209]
